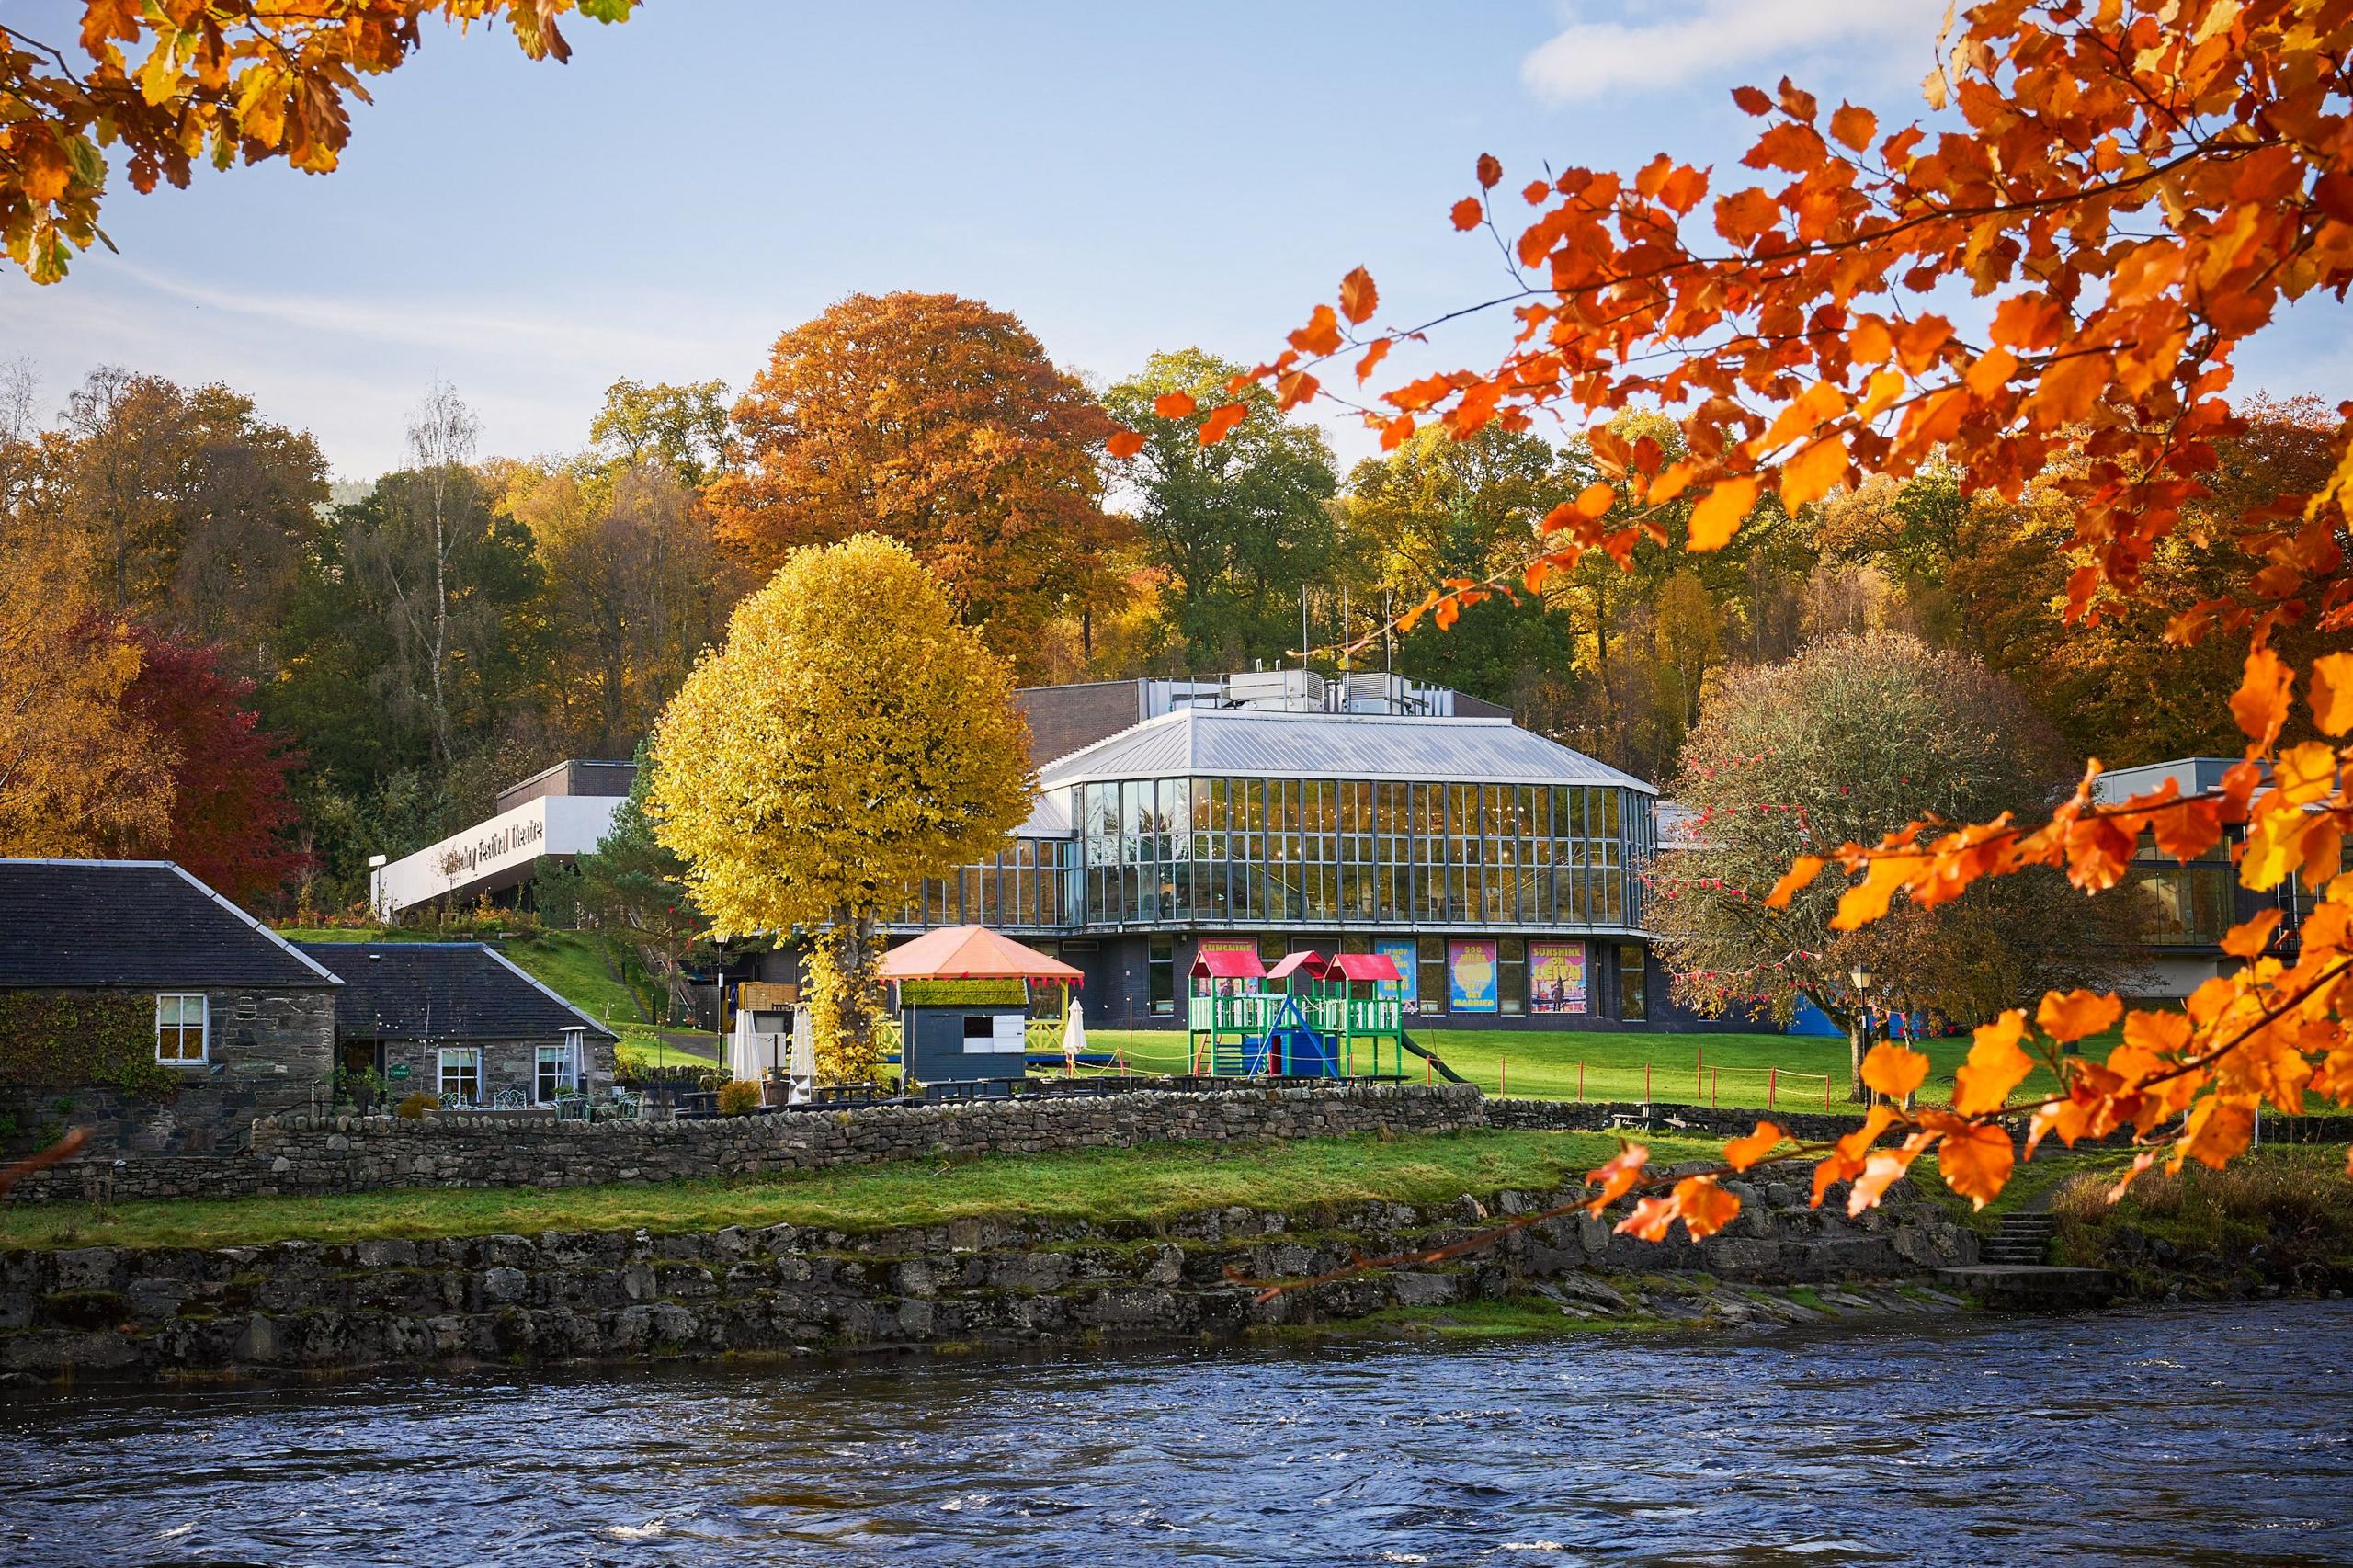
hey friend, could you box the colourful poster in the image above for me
[1448,939,1498,1013]
[1373,939,1417,1006]
[1194,937,1258,994]
[1528,939,1588,1015]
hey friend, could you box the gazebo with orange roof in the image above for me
[879,925,1086,989]
[879,926,1085,1097]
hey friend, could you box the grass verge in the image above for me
[2050,1145,2353,1294]
[1082,1024,2074,1112]
[0,1130,1724,1254]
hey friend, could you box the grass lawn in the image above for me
[0,1129,1722,1252]
[1076,1024,2075,1113]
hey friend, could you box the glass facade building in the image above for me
[883,693,1664,1028]
[892,778,1649,934]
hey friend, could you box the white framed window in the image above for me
[438,1047,481,1105]
[536,1033,584,1103]
[155,993,209,1065]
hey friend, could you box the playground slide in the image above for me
[1397,1032,1470,1085]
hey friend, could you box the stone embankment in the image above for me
[0,1165,1978,1379]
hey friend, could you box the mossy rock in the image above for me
[42,1289,130,1330]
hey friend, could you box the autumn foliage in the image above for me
[1,2,635,281]
[707,292,1129,680]
[117,628,307,904]
[646,536,1034,1081]
[1133,0,2353,1237]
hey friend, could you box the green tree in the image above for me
[1103,349,1337,668]
[1339,425,1574,713]
[267,451,546,909]
[1651,631,2145,1101]
[565,743,704,1011]
[648,537,1032,1081]
[588,379,733,487]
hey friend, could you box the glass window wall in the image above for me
[902,777,1651,932]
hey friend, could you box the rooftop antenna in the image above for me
[1341,580,1350,676]
[1300,585,1309,678]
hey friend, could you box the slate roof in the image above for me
[0,859,342,989]
[1035,708,1657,793]
[294,941,617,1042]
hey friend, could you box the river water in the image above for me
[4,1301,2350,1565]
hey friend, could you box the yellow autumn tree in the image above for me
[646,536,1033,1081]
[0,474,175,855]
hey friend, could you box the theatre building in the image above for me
[853,672,1671,1031]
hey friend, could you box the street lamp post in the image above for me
[1848,964,1878,1104]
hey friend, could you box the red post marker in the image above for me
[1578,1061,1586,1103]
[1644,1061,1652,1103]
[1768,1065,1778,1110]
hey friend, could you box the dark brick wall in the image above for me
[1015,681,1147,767]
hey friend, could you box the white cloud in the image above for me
[1522,0,1950,104]
[109,264,755,373]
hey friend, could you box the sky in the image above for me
[6,0,2347,482]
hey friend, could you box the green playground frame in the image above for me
[1185,949,1407,1078]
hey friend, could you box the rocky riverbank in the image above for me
[0,1160,1978,1381]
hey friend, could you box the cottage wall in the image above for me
[0,985,335,1156]
[375,1033,617,1107]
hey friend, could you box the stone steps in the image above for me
[1981,1212,2057,1266]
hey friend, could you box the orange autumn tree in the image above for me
[1121,0,2353,1241]
[707,291,1131,681]
[1,0,636,281]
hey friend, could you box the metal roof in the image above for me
[1035,708,1656,794]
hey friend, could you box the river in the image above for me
[4,1301,2349,1565]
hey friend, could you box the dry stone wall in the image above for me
[9,1083,1488,1203]
[0,1165,1978,1379]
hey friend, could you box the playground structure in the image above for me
[1186,949,1410,1078]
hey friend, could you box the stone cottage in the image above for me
[0,859,343,1154]
[293,941,617,1108]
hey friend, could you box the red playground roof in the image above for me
[1330,951,1404,983]
[1189,948,1267,980]
[1266,950,1332,982]
[877,926,1084,985]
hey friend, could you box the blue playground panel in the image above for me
[1789,996,1842,1037]
[1788,997,1940,1039]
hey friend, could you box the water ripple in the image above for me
[2,1301,2349,1565]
